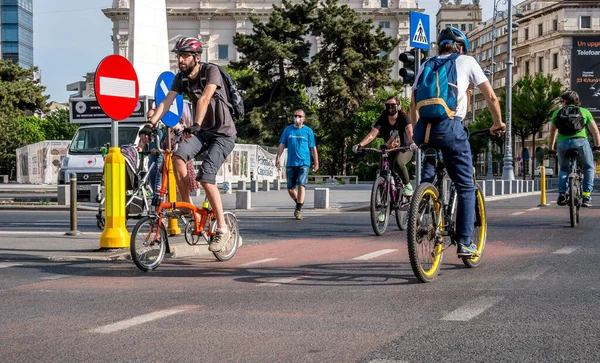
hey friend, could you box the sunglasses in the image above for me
[175,52,194,59]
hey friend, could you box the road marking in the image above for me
[0,231,102,236]
[441,296,503,321]
[239,258,278,267]
[41,275,73,281]
[259,276,307,287]
[353,249,397,261]
[527,207,540,211]
[369,360,409,363]
[0,262,22,269]
[510,212,525,216]
[515,266,551,280]
[90,305,198,334]
[553,246,579,255]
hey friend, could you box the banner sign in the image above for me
[571,36,600,122]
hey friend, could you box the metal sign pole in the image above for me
[415,48,422,186]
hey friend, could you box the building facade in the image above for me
[0,0,33,68]
[435,1,482,37]
[102,0,420,82]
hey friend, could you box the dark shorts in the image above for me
[173,132,236,185]
[286,166,309,189]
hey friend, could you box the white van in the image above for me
[58,96,153,199]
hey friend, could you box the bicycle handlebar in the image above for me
[360,146,412,154]
[469,127,506,138]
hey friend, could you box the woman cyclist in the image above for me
[353,96,418,196]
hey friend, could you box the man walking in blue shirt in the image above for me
[275,109,319,220]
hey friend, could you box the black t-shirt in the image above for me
[373,112,410,146]
[171,63,236,137]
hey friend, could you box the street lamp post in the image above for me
[502,0,515,180]
[486,0,501,180]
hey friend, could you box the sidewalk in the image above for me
[0,181,542,263]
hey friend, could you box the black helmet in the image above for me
[437,27,469,54]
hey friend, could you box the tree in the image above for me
[509,73,563,179]
[310,0,400,175]
[230,0,318,146]
[0,60,48,175]
[42,109,78,140]
[467,109,504,175]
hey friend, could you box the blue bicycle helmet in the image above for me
[437,26,469,54]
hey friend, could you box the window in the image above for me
[445,23,451,28]
[469,24,473,31]
[524,28,529,40]
[525,61,530,75]
[553,53,558,69]
[553,19,558,31]
[380,0,388,8]
[538,23,543,36]
[379,21,390,29]
[218,44,228,60]
[461,24,466,31]
[538,56,543,72]
[452,24,458,28]
[581,16,591,29]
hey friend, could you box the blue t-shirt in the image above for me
[279,124,316,167]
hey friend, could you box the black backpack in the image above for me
[555,106,585,136]
[199,63,245,122]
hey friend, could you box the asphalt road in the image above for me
[1,193,599,362]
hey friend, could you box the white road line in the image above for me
[90,305,198,334]
[553,246,579,255]
[239,258,278,267]
[442,296,503,321]
[527,207,540,211]
[369,360,409,363]
[353,249,397,261]
[510,212,525,216]
[0,262,22,269]
[515,266,551,280]
[40,275,73,281]
[0,231,102,236]
[259,276,307,287]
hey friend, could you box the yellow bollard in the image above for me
[167,155,181,235]
[538,166,550,207]
[100,147,130,248]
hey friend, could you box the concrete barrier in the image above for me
[314,188,329,209]
[237,180,246,191]
[272,179,281,191]
[484,180,495,197]
[57,184,70,205]
[494,180,504,195]
[1,175,7,183]
[262,180,270,192]
[250,180,259,193]
[236,190,251,209]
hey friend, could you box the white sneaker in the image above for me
[209,228,231,252]
[403,183,414,196]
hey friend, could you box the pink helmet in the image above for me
[171,37,202,53]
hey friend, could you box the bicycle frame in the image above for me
[365,145,410,207]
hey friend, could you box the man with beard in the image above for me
[146,37,236,252]
[275,109,319,220]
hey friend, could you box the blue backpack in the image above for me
[414,53,460,123]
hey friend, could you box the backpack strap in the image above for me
[199,62,233,109]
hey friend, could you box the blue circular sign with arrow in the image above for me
[154,71,184,127]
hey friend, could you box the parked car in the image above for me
[535,166,554,176]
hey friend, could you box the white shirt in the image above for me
[412,54,488,119]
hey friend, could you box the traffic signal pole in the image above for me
[415,49,422,186]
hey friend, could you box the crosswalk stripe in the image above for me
[353,249,397,261]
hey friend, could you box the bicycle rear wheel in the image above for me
[130,216,167,272]
[569,176,577,228]
[370,176,390,236]
[212,212,240,262]
[407,183,443,283]
[462,185,487,268]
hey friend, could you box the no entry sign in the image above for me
[94,55,139,121]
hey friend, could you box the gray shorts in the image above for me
[173,132,236,184]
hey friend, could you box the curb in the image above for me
[0,204,98,211]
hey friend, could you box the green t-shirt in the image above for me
[551,105,594,142]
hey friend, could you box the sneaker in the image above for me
[582,197,592,208]
[377,212,386,222]
[403,183,414,197]
[294,209,303,220]
[209,228,231,252]
[557,193,567,206]
[457,243,479,258]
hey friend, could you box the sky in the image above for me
[33,0,506,103]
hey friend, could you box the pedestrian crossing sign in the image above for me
[409,11,430,50]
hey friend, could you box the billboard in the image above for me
[571,36,600,122]
[69,95,153,123]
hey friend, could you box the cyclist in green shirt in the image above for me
[548,91,600,207]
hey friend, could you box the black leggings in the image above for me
[391,150,414,185]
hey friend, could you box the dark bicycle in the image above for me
[551,149,583,227]
[406,128,503,282]
[360,145,412,236]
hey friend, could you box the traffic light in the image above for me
[399,48,428,85]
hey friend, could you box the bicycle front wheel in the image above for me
[212,212,240,262]
[370,176,390,236]
[130,216,167,272]
[462,185,487,268]
[569,176,577,228]
[395,197,409,231]
[407,183,443,283]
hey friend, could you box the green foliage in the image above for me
[0,60,48,174]
[230,0,318,146]
[310,0,400,175]
[42,109,78,140]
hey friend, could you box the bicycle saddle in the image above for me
[565,149,579,158]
